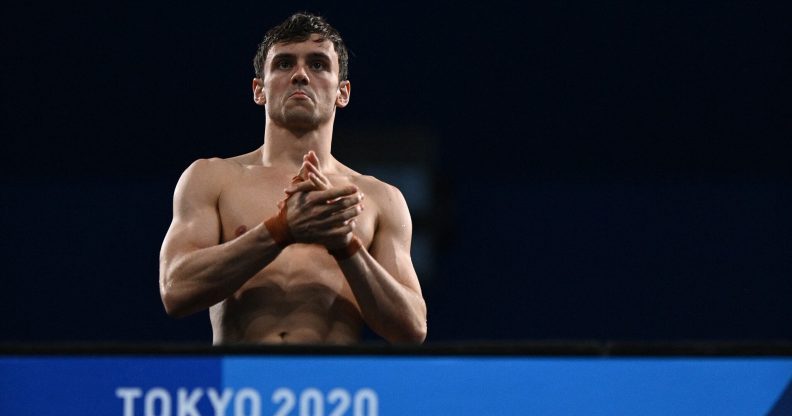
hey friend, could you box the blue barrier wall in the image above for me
[2,354,791,415]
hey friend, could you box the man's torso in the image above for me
[207,152,379,344]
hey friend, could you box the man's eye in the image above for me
[276,61,292,69]
[310,61,326,70]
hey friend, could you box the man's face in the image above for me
[254,33,350,130]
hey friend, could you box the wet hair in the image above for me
[253,13,349,81]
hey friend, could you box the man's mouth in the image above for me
[289,90,310,99]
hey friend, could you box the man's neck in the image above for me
[261,120,335,172]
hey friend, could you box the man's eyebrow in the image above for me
[270,52,330,63]
[306,52,331,61]
[270,53,295,62]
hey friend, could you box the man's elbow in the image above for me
[159,265,194,318]
[160,289,192,319]
[387,318,427,345]
[402,302,428,344]
[408,320,428,344]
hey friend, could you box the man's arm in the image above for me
[159,159,286,318]
[159,158,363,318]
[286,153,427,343]
[337,184,427,343]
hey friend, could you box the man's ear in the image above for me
[336,80,351,108]
[252,78,266,106]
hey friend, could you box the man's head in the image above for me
[253,13,349,82]
[252,13,351,131]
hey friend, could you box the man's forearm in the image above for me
[160,223,283,318]
[336,249,427,344]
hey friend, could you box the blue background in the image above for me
[1,355,791,415]
[1,1,791,343]
[223,356,792,415]
[0,357,220,415]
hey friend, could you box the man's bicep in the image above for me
[369,185,422,294]
[161,160,223,261]
[162,207,220,259]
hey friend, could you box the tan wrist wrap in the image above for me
[328,236,362,261]
[264,202,295,248]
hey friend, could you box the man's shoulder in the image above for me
[225,149,263,167]
[346,171,389,192]
[185,157,233,172]
[176,154,254,197]
[346,173,406,209]
[179,158,237,186]
[188,149,259,172]
[182,149,262,179]
[344,173,411,234]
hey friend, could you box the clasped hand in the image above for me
[280,151,364,250]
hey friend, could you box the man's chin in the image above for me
[275,114,319,131]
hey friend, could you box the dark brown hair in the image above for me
[253,13,349,81]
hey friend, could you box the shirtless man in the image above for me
[158,13,427,344]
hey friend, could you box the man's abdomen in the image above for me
[210,266,363,345]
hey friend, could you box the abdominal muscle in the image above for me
[209,244,364,345]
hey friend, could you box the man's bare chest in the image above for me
[216,170,376,245]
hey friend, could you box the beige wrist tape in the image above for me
[328,235,362,261]
[264,202,295,248]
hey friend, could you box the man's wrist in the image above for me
[328,236,362,261]
[264,201,295,248]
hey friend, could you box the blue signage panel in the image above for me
[1,355,790,415]
[0,357,221,416]
[222,356,792,415]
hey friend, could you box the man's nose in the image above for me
[291,64,309,85]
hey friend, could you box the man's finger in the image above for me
[322,193,363,214]
[307,185,359,204]
[303,151,334,191]
[303,152,321,177]
[321,221,356,237]
[333,204,363,221]
[295,161,310,182]
[306,150,320,167]
[314,206,361,228]
[308,172,328,190]
[306,164,331,189]
[316,199,362,221]
[332,221,356,235]
[285,179,315,195]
